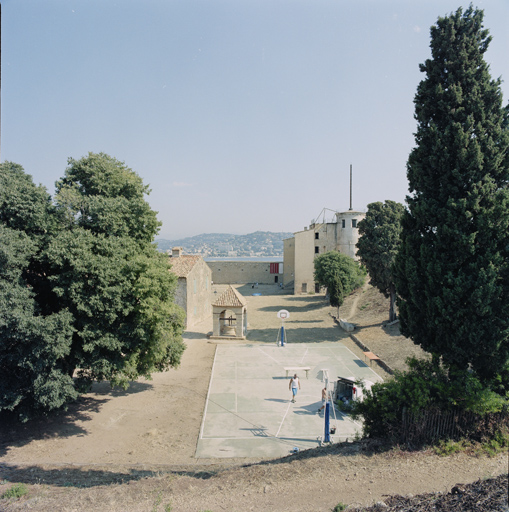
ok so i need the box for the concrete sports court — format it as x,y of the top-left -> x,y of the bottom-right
196,341 -> 382,459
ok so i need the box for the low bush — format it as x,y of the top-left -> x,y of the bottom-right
1,483 -> 28,500
350,357 -> 509,445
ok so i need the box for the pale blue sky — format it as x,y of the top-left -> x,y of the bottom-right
2,0 -> 508,239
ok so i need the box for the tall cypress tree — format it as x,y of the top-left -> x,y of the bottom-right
394,6 -> 509,387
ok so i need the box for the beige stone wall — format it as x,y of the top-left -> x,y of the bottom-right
283,238 -> 295,287
287,211 -> 366,295
185,259 -> 212,328
314,222 -> 338,256
208,261 -> 283,285
294,228 -> 315,294
173,278 -> 188,318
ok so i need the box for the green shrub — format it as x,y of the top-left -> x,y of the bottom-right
433,439 -> 468,456
1,483 -> 28,499
332,503 -> 347,512
336,400 -> 353,413
350,357 -> 509,442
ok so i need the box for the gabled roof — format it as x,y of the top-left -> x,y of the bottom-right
212,285 -> 247,307
169,255 -> 202,278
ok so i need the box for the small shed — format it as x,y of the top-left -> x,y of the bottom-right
210,285 -> 247,339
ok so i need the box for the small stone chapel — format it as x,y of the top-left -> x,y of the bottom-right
210,285 -> 247,340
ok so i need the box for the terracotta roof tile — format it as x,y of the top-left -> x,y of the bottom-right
212,285 -> 247,307
169,255 -> 201,278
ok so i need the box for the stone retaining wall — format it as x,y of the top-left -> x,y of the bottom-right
207,261 -> 282,285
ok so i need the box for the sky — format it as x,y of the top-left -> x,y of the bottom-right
2,0 -> 508,240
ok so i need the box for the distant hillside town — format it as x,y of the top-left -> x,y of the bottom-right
156,231 -> 293,258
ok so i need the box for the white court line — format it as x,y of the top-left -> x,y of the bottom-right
342,345 -> 383,380
335,408 -> 363,428
199,344 -> 219,440
200,435 -> 319,441
257,347 -> 281,365
275,402 -> 292,437
299,347 -> 309,364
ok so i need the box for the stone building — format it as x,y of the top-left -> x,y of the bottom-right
207,260 -> 283,285
169,247 -> 212,329
210,285 -> 247,340
283,209 -> 365,294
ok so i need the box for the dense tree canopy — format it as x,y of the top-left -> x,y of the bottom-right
394,7 -> 509,389
0,154 -> 185,421
357,201 -> 405,322
314,251 -> 366,312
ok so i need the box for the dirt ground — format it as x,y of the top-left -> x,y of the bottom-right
0,284 -> 507,511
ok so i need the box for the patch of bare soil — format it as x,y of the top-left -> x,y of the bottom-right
337,284 -> 430,374
1,283 -> 506,512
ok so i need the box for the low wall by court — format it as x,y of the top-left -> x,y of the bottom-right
207,261 -> 282,285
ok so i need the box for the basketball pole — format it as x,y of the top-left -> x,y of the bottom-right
276,310 -> 289,347
277,317 -> 286,346
324,402 -> 331,443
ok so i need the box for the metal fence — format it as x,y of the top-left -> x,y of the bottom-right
399,408 -> 509,446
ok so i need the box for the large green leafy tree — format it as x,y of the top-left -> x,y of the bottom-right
394,7 -> 509,388
0,163 -> 77,421
0,154 -> 186,420
314,251 -> 366,313
357,201 -> 405,322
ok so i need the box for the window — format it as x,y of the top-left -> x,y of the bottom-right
342,219 -> 346,228
315,232 -> 319,240
352,219 -> 357,228
302,283 -> 307,293
314,246 -> 319,254
270,263 -> 280,274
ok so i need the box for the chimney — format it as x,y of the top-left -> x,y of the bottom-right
172,247 -> 183,258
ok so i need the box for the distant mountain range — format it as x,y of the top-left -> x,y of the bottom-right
155,231 -> 293,258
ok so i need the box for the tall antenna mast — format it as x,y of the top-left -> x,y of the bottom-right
349,164 -> 353,210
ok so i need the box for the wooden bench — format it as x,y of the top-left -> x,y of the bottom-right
284,367 -> 311,379
363,351 -> 380,367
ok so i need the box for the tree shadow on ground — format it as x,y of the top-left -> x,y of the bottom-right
0,397 -> 106,458
0,464 -> 218,488
90,380 -> 153,397
0,382 -> 152,458
247,326 -> 349,343
355,322 -> 384,330
235,284 -> 288,296
0,441 -> 382,488
258,299 -> 328,313
286,319 -> 325,324
184,330 -> 210,339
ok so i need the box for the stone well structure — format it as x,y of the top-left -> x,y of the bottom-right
210,285 -> 247,340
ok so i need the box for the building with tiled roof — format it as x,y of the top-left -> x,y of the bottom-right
169,254 -> 202,278
210,285 -> 247,340
169,247 -> 212,329
212,285 -> 247,308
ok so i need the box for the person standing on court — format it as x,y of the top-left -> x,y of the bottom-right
317,386 -> 327,414
289,373 -> 300,403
